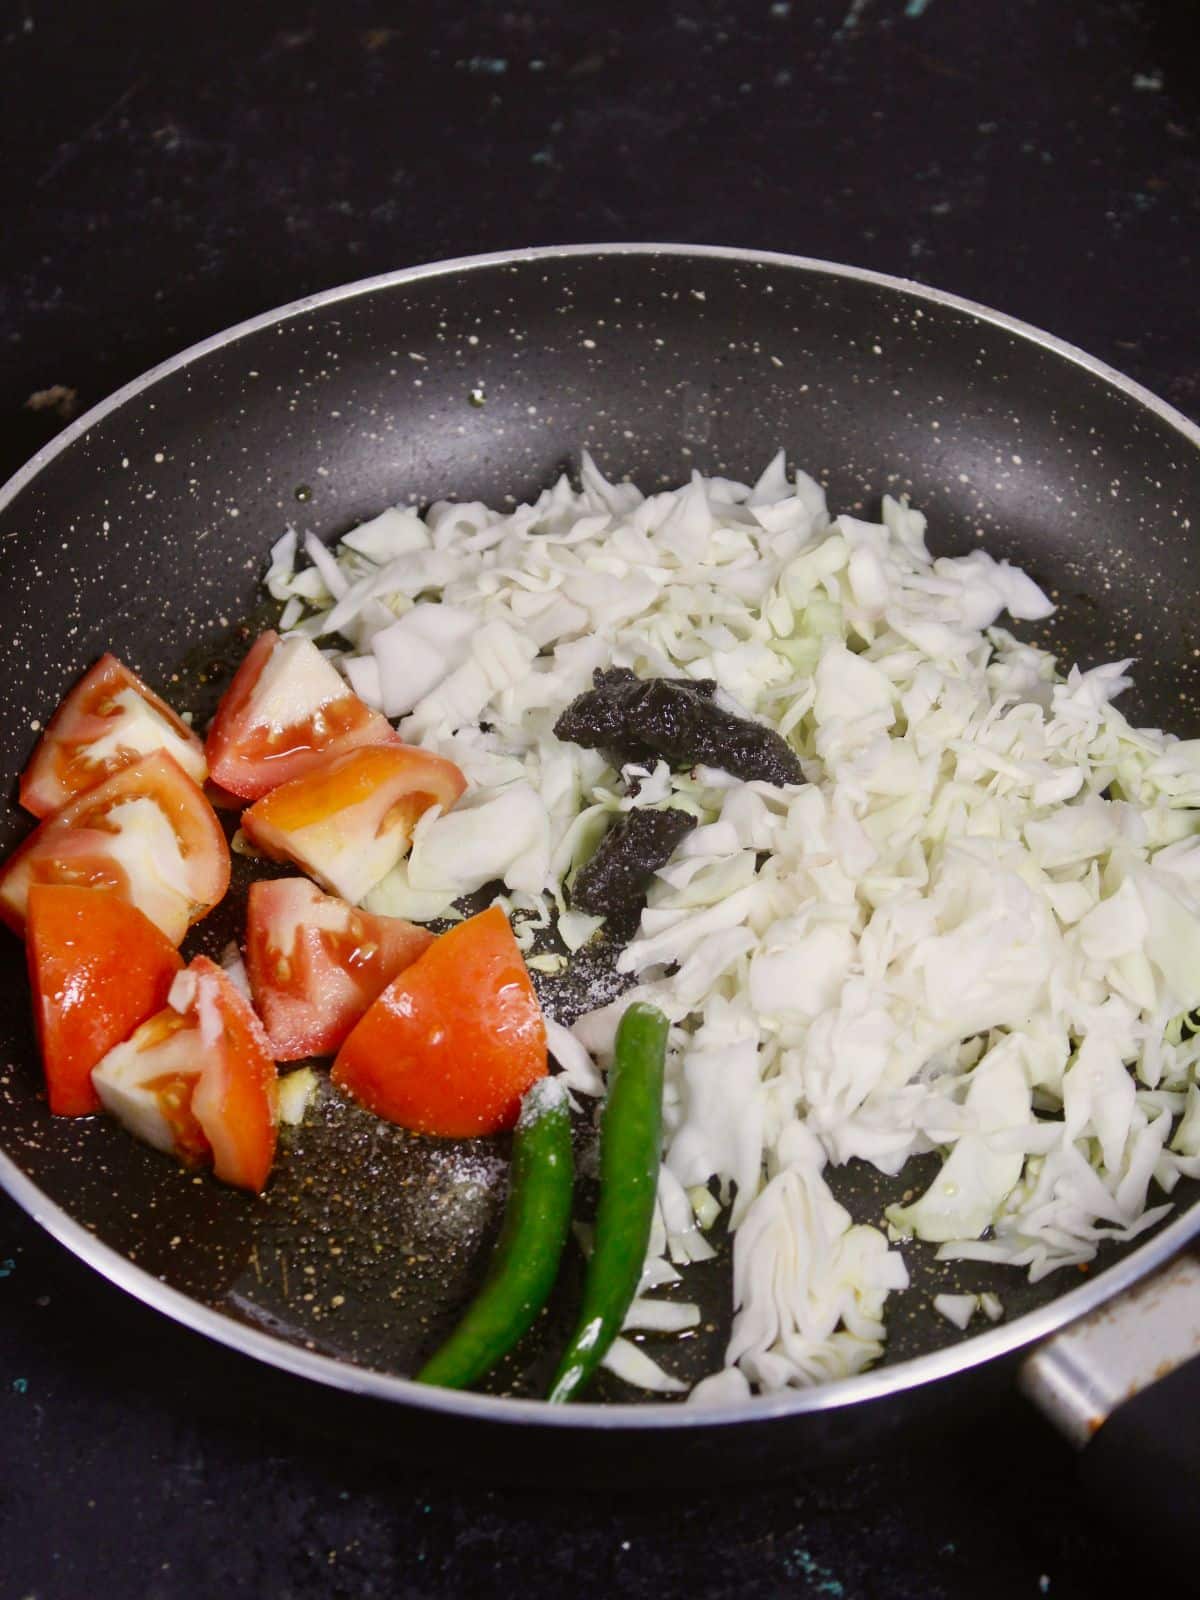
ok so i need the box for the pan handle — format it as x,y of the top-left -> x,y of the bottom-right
1017,1246 -> 1200,1574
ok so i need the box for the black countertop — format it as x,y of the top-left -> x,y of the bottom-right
2,3 -> 1196,1596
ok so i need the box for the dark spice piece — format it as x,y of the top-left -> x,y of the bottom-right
570,805 -> 698,917
554,667 -> 803,786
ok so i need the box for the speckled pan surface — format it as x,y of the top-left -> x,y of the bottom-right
1,244 -> 1199,1432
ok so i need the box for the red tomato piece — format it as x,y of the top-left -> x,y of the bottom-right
25,885 -> 184,1116
245,877 -> 434,1061
205,630 -> 397,802
332,905 -> 547,1137
19,653 -> 208,820
241,743 -> 467,904
0,750 -> 230,944
91,956 -> 279,1191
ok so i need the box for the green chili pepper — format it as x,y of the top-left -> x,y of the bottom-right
415,1077 -> 574,1391
548,1000 -> 668,1403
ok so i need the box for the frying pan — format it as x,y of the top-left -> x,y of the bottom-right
1,245 -> 1198,1525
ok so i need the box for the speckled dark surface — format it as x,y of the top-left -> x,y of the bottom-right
2,2 -> 1198,1596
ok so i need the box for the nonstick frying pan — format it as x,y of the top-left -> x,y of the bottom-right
1,245 -> 1198,1521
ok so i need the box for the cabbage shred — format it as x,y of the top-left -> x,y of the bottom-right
266,453 -> 1200,1399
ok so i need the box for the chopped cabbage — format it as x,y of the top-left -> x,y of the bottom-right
270,453 -> 1200,1401
600,1336 -> 687,1394
933,1293 -> 979,1330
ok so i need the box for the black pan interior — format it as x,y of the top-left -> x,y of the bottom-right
1,248 -> 1198,1401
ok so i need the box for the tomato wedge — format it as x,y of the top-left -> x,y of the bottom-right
332,905 -> 547,1137
26,885 -> 184,1115
0,750 -> 230,944
241,743 -> 467,904
205,630 -> 397,802
245,877 -> 434,1061
19,653 -> 207,820
91,956 -> 279,1191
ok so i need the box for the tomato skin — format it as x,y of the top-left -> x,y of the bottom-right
25,885 -> 183,1115
20,654 -> 207,820
0,750 -> 230,944
91,956 -> 279,1192
332,906 -> 547,1137
241,743 -> 467,905
245,877 -> 434,1060
184,958 -> 279,1191
205,630 -> 397,802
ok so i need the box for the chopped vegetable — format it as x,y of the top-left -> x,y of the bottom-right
554,667 -> 804,786
332,905 -> 547,1137
240,743 -> 466,904
20,652 -> 208,819
723,1123 -> 910,1388
549,1001 -> 668,1402
416,1077 -> 574,1390
91,955 -> 279,1191
219,939 -> 253,1000
366,603 -> 478,718
621,1296 -> 701,1333
0,750 -> 230,944
932,1293 -> 979,1331
979,1292 -> 1004,1323
570,805 -> 698,918
244,877 -> 433,1060
886,1041 -> 1030,1243
599,1336 -> 687,1393
26,885 -> 183,1115
205,630 -> 397,801
368,783 -> 552,923
277,1066 -> 318,1126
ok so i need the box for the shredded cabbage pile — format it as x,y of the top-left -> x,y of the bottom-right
265,453 -> 1200,1400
